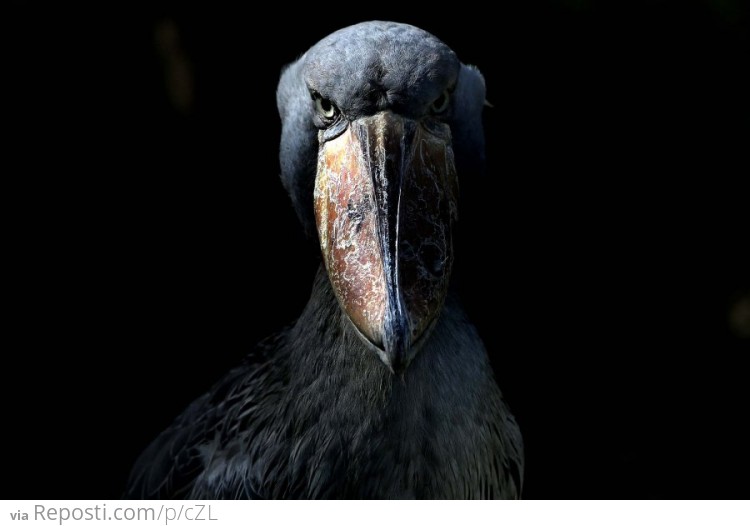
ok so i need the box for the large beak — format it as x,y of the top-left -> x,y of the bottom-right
314,112 -> 458,373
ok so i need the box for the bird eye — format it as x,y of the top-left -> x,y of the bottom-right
430,90 -> 451,114
313,93 -> 338,121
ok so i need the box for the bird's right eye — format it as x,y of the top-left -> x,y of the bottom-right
312,93 -> 338,122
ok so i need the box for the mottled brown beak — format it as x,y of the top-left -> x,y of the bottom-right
314,112 -> 458,373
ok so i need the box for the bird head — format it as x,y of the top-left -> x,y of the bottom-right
277,22 -> 487,374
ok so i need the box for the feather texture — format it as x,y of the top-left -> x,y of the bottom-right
125,268 -> 523,499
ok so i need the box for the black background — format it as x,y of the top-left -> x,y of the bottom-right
6,1 -> 749,498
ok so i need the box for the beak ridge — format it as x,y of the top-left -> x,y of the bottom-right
315,112 -> 457,373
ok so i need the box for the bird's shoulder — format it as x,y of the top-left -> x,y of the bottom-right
124,331 -> 292,499
416,303 -> 525,498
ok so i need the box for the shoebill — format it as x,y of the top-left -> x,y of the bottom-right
125,20 -> 523,499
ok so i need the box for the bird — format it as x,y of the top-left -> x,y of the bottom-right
125,21 -> 523,499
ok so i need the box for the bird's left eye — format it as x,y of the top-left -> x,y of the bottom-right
430,90 -> 451,114
313,94 -> 338,121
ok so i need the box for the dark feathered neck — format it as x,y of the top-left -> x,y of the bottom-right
283,264 -> 497,414
258,265 -> 521,498
285,265 -> 393,394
